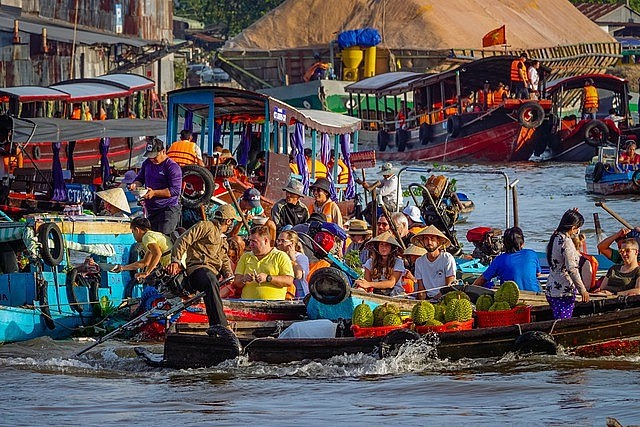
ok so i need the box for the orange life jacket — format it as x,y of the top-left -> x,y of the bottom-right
306,158 -> 327,179
510,59 -> 525,82
167,140 -> 199,166
583,86 -> 599,109
579,253 -> 599,291
308,200 -> 337,224
492,88 -> 508,106
71,108 -> 82,120
2,147 -> 23,174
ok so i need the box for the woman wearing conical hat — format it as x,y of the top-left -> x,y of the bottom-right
354,231 -> 406,297
96,187 -> 131,217
411,225 -> 456,300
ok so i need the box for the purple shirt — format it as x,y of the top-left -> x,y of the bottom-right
135,158 -> 182,211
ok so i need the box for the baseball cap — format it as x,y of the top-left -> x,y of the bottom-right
144,138 -> 165,158
242,188 -> 261,208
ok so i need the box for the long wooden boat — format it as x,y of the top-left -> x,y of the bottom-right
137,295 -> 640,368
534,73 -> 639,162
346,56 -> 552,163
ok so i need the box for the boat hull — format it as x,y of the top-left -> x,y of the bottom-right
585,163 -> 640,195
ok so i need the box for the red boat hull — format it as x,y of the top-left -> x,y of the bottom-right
377,122 -> 536,163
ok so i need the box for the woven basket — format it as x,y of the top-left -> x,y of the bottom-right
475,305 -> 531,328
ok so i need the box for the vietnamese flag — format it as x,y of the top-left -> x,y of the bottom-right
482,25 -> 506,47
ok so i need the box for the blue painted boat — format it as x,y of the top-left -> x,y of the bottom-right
585,145 -> 640,195
0,215 -> 142,343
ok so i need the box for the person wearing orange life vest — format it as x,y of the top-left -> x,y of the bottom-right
492,82 -> 509,107
571,233 -> 599,292
328,149 -> 349,184
71,104 -> 82,120
581,78 -> 599,120
308,177 -> 343,228
167,129 -> 204,166
510,52 -> 529,100
304,148 -> 328,179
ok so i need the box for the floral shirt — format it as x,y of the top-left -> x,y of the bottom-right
545,232 -> 587,298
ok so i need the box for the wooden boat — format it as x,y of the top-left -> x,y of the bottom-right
136,295 -> 640,368
585,145 -> 640,195
346,56 -> 552,163
0,215 -> 144,343
534,73 -> 638,162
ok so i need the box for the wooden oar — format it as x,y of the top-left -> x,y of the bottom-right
223,179 -> 251,232
595,202 -> 634,229
377,194 -> 406,249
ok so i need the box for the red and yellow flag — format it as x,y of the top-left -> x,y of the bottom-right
482,25 -> 506,47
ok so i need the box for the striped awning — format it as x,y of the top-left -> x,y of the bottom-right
0,223 -> 27,243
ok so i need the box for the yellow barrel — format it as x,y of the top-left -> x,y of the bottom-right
363,46 -> 377,78
341,46 -> 363,81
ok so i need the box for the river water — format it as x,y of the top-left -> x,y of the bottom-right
1,162 -> 639,426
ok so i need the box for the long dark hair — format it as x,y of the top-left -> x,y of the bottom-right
546,209 -> 584,265
503,227 -> 525,253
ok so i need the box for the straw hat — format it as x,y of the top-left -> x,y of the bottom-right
347,219 -> 371,235
379,162 -> 397,176
366,231 -> 402,251
402,244 -> 427,257
96,188 -> 131,214
411,225 -> 451,248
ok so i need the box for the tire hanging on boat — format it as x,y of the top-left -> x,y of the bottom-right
583,120 -> 609,147
592,162 -> 605,183
513,331 -> 558,355
633,170 -> 640,188
377,130 -> 390,152
517,102 -> 545,129
378,329 -> 421,358
181,164 -> 215,209
37,222 -> 64,266
308,267 -> 351,305
32,145 -> 41,160
66,268 -> 100,314
37,279 -> 55,330
446,116 -> 461,138
419,123 -> 431,145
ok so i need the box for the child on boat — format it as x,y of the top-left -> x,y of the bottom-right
354,231 -> 406,297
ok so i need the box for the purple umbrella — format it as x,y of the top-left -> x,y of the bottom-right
99,137 -> 111,188
51,142 -> 67,201
340,133 -> 355,199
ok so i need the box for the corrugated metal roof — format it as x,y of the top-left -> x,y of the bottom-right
49,82 -> 131,102
0,13 -> 150,47
345,72 -> 425,94
84,74 -> 155,92
574,2 -> 624,21
0,86 -> 69,102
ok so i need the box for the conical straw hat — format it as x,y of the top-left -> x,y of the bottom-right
402,244 -> 427,257
411,224 -> 451,248
96,188 -> 131,214
366,230 -> 402,251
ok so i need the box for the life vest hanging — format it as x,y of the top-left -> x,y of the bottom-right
583,86 -> 599,109
510,59 -> 525,82
579,253 -> 599,291
167,140 -> 199,166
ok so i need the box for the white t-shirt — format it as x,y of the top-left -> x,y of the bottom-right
414,252 -> 457,298
364,257 -> 406,296
379,175 -> 402,209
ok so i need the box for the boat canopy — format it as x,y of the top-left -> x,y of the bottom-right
410,56 -> 518,92
91,74 -> 156,92
167,87 -> 360,151
0,87 -> 70,103
345,72 -> 426,96
10,117 -> 167,143
546,74 -> 627,94
49,82 -> 132,102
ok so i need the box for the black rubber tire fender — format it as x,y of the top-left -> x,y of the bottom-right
65,268 -> 100,314
308,267 -> 351,305
632,170 -> 640,188
211,163 -> 235,178
518,101 -> 545,129
38,222 -> 64,266
32,145 -> 41,160
446,116 -> 461,137
205,325 -> 242,357
592,162 -> 605,183
181,164 -> 215,209
513,331 -> 558,355
379,328 -> 421,358
37,281 -> 55,330
583,120 -> 609,147
419,123 -> 431,145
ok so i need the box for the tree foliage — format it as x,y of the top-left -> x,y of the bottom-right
174,0 -> 286,39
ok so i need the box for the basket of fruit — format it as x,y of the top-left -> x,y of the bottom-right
474,281 -> 531,328
351,302 -> 411,338
410,291 -> 475,334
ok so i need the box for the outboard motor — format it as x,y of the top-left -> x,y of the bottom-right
467,227 -> 503,265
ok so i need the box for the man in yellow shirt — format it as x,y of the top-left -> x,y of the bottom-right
114,217 -> 172,280
234,225 -> 294,300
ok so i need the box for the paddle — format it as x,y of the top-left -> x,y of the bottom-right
377,194 -> 406,250
595,201 -> 634,229
223,179 -> 251,232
